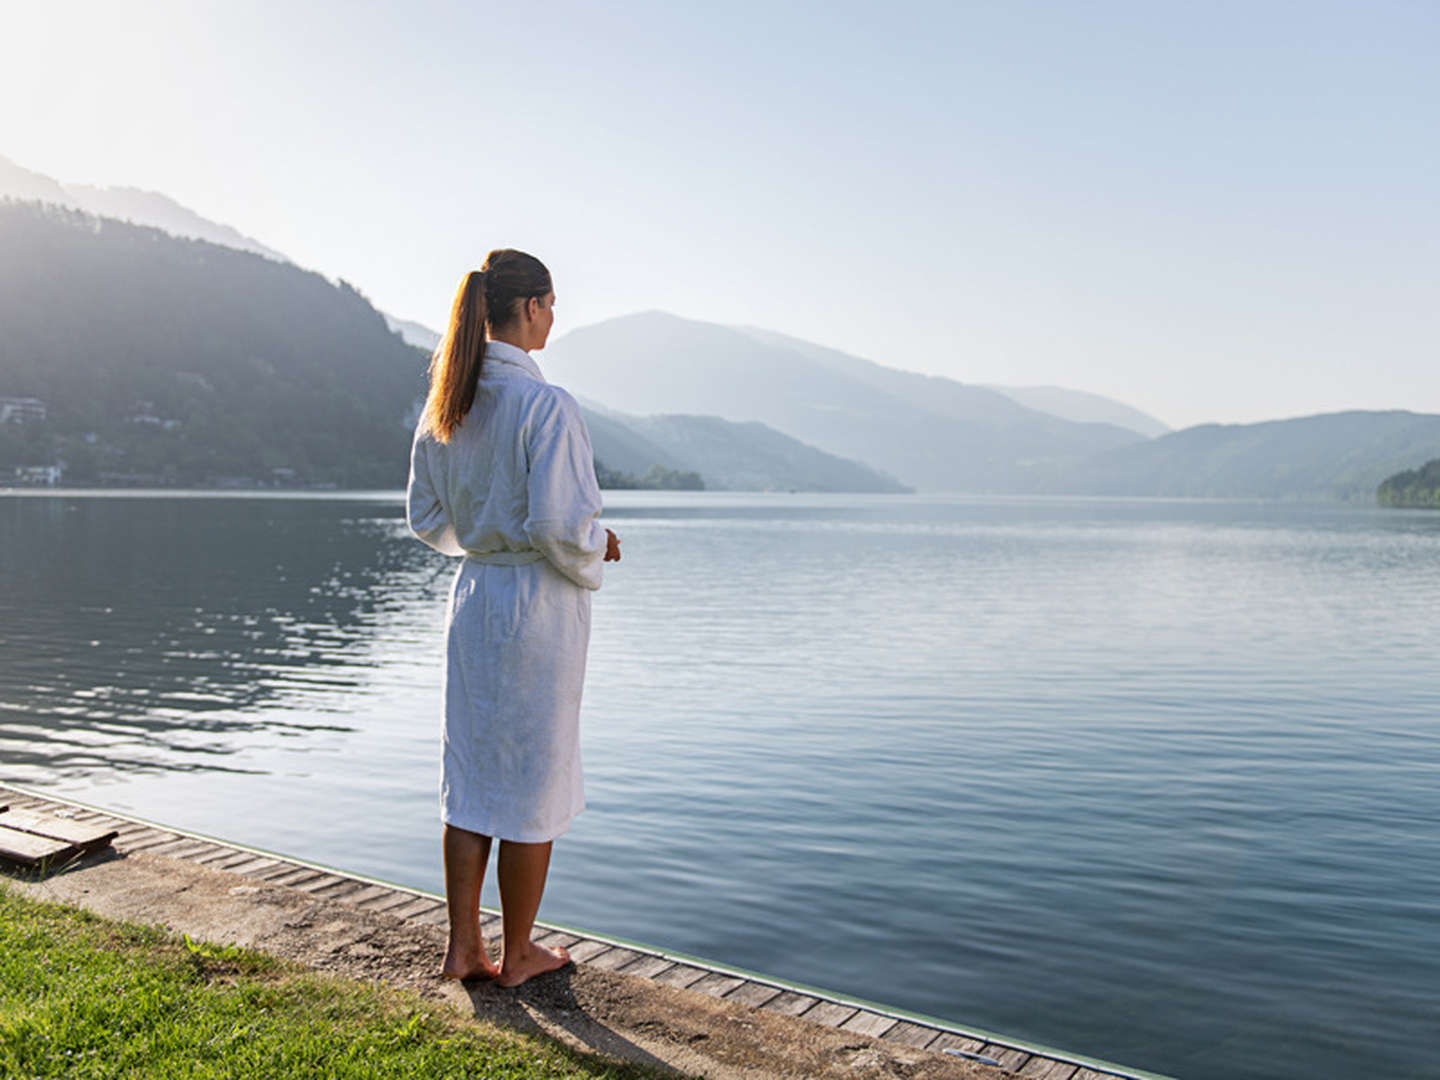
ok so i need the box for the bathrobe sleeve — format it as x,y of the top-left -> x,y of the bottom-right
407,428 -> 465,556
523,387 -> 607,590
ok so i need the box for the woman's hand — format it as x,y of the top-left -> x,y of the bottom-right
604,528 -> 622,562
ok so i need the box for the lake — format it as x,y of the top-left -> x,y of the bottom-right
2,490 -> 1437,1079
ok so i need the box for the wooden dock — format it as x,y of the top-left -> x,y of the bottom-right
0,781 -> 1171,1080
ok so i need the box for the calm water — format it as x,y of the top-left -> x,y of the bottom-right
2,491 -> 1437,1079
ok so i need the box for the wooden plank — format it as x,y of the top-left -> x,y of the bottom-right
411,906 -> 451,928
615,954 -> 675,979
981,1044 -> 1033,1072
723,981 -> 783,1008
118,831 -> 184,852
361,890 -> 423,913
295,873 -> 348,894
205,850 -> 261,869
0,823 -> 76,866
586,947 -> 643,972
840,1011 -> 898,1038
688,971 -> 747,999
1072,1070 -> 1127,1080
0,807 -> 117,849
880,1020 -> 940,1049
650,962 -> 710,989
537,931 -> 583,950
189,846 -> 243,865
929,1032 -> 990,1058
227,857 -> 285,877
1019,1057 -> 1079,1079
269,868 -> 329,889
801,1000 -> 859,1028
567,939 -> 615,963
167,842 -> 228,862
336,883 -> 393,904
760,990 -> 820,1017
392,897 -> 443,920
144,839 -> 215,859
110,825 -> 159,843
310,878 -> 371,900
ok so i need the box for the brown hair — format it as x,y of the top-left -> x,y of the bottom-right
421,248 -> 552,442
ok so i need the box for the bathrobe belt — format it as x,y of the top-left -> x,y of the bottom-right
465,549 -> 546,566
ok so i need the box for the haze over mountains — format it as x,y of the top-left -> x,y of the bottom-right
0,154 -> 288,262
0,200 -> 902,491
1060,410 -> 1440,501
582,406 -> 907,493
4,153 -> 1438,501
544,313 -> 1149,492
980,385 -> 1171,438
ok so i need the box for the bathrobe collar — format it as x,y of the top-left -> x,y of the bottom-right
484,339 -> 546,382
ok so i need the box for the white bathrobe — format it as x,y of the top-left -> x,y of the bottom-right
407,340 -> 607,842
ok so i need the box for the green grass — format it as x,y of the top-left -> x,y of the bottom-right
0,887 -> 672,1079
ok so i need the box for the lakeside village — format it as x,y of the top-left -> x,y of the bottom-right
0,395 -> 327,490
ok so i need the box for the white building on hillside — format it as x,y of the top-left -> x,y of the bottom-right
0,397 -> 47,424
12,464 -> 63,486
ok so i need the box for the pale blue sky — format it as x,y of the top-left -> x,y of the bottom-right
3,0 -> 1436,427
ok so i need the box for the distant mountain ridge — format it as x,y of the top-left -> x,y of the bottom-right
583,408 -> 908,493
982,384 -> 1171,437
9,157 -> 1431,502
0,154 -> 288,262
0,154 -> 440,349
0,200 -> 908,493
544,311 -> 1146,492
383,314 -> 442,351
1051,411 -> 1440,502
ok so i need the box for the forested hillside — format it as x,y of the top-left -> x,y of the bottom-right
0,201 -> 428,487
1377,459 -> 1440,508
1050,410 -> 1440,502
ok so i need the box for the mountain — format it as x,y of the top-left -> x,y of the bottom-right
383,314 -> 443,352
982,384 -> 1171,438
1051,411 -> 1440,501
0,200 -> 902,493
0,155 -> 451,347
581,409 -> 686,476
543,311 -> 1146,492
583,409 -> 908,492
0,201 -> 427,487
0,155 -> 287,261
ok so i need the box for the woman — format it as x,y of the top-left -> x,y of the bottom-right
407,249 -> 620,988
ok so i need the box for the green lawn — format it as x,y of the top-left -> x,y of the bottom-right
0,887 -> 671,1079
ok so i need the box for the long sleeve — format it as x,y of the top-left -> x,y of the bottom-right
523,388 -> 607,590
407,428 -> 465,557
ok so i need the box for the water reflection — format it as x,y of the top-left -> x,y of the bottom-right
0,494 -> 435,779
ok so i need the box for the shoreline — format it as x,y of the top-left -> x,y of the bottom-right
0,485 -> 1396,507
1,780 -> 1169,1080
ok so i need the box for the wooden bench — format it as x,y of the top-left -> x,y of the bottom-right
0,803 -> 119,868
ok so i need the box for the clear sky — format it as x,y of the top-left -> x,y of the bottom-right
2,0 -> 1436,428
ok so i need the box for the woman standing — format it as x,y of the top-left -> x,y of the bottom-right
407,249 -> 620,988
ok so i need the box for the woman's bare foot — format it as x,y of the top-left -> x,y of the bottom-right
495,941 -> 572,988
441,936 -> 500,981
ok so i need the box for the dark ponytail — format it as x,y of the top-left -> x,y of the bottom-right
422,249 -> 551,442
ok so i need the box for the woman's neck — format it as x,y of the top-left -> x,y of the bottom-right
489,331 -> 528,352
